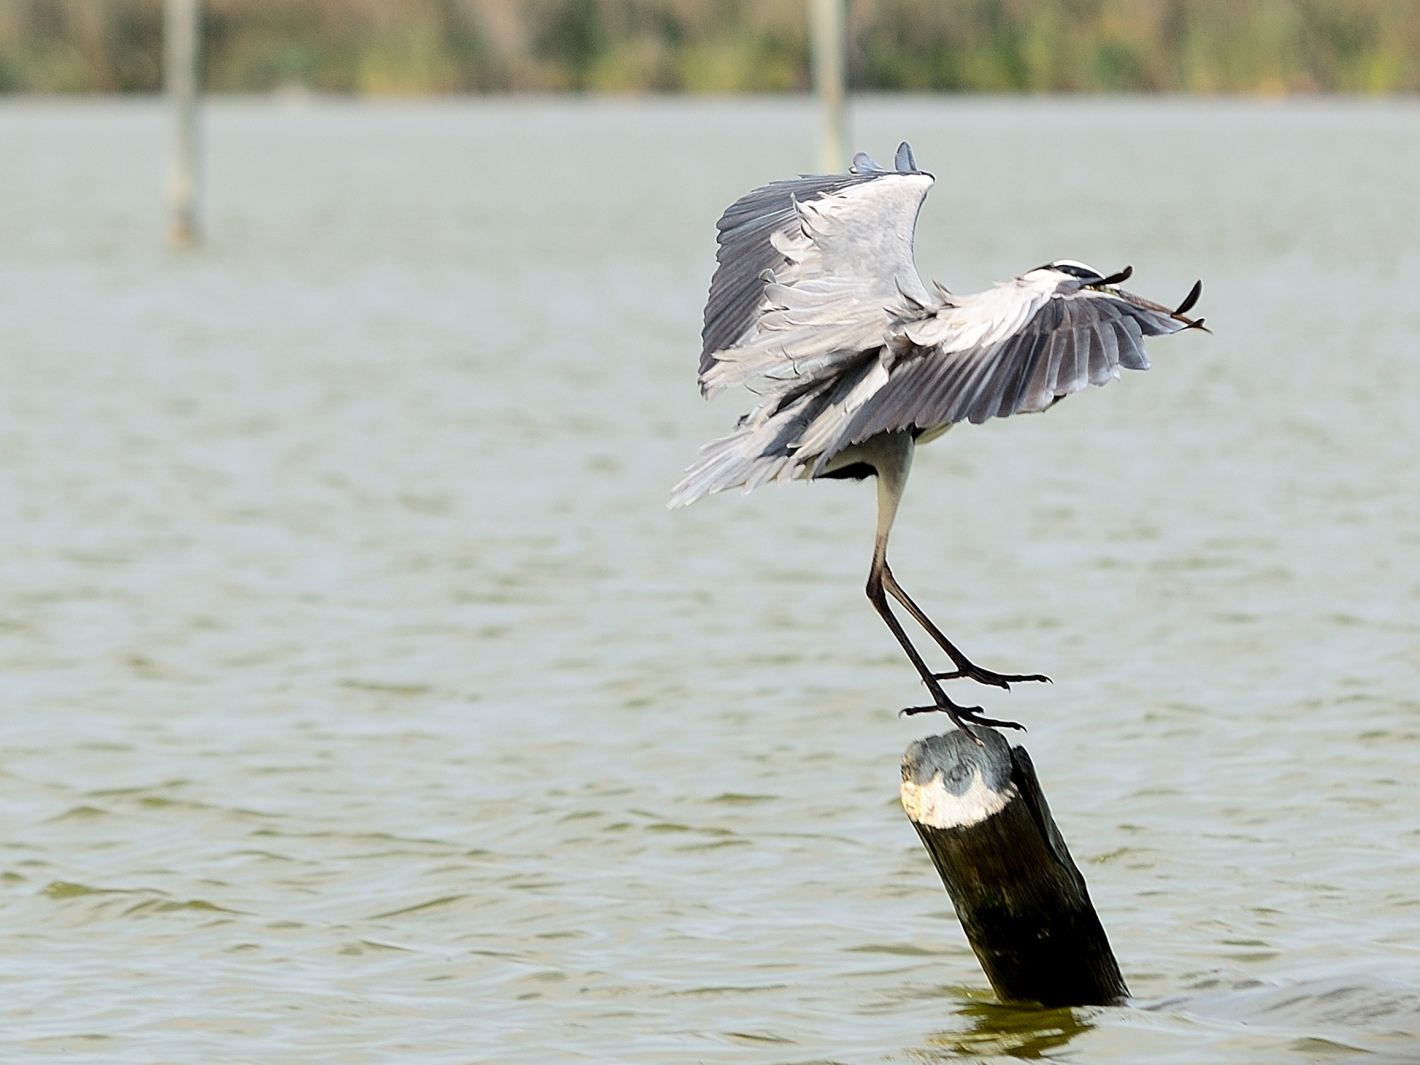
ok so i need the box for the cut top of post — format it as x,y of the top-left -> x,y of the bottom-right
901,729 -> 1016,830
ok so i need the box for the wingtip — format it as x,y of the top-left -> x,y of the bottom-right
894,142 -> 917,172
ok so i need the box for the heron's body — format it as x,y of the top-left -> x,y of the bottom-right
670,144 -> 1204,731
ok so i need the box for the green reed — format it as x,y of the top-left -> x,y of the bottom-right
0,0 -> 1415,94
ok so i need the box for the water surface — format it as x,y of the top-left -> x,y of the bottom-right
1,96 -> 1418,1063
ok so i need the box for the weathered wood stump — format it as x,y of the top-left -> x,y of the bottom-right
901,727 -> 1128,1007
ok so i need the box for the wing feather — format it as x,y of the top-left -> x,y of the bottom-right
702,172 -> 864,362
1115,316 -> 1150,370
831,280 -> 1200,453
698,169 -> 934,398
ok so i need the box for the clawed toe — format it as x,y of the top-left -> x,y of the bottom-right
955,709 -> 1026,731
900,703 -> 981,718
898,700 -> 1025,735
933,667 -> 1051,689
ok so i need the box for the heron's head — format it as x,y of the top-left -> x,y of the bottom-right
1020,259 -> 1109,294
1031,260 -> 1104,283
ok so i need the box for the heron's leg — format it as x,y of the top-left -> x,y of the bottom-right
857,435 -> 1022,733
867,560 -> 1024,734
879,564 -> 1051,690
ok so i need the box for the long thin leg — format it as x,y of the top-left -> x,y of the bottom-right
844,432 -> 1023,734
880,564 -> 1050,690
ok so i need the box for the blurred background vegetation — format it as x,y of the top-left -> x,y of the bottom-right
0,0 -> 1417,94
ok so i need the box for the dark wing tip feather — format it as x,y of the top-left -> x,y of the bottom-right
1098,264 -> 1133,286
1174,279 -> 1203,316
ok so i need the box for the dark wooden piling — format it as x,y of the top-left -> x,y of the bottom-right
901,728 -> 1128,1007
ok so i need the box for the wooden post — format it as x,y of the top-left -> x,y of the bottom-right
808,0 -> 847,173
900,728 -> 1128,1007
165,0 -> 202,247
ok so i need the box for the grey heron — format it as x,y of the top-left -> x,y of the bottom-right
669,143 -> 1204,733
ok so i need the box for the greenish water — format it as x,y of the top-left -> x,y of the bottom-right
1,96 -> 1418,1063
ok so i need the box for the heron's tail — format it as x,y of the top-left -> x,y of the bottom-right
667,394 -> 822,510
666,429 -> 789,510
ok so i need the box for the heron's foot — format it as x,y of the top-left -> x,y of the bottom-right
899,700 -> 1026,736
932,664 -> 1051,690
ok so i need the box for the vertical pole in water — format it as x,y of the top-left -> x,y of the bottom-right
165,0 -> 202,247
808,0 -> 847,173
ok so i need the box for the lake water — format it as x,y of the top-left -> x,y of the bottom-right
1,95 -> 1418,1063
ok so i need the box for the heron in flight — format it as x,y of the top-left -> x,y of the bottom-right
668,143 -> 1204,733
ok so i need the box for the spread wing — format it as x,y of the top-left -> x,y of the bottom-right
801,269 -> 1204,472
698,151 -> 935,399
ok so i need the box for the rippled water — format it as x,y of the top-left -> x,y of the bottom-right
1,96 -> 1418,1062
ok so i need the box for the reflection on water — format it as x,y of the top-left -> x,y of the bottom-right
0,95 -> 1417,1063
921,997 -> 1095,1060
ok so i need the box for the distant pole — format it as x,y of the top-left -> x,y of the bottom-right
808,0 -> 847,173
165,0 -> 202,247
901,728 -> 1128,1007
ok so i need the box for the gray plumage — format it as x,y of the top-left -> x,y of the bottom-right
670,143 -> 1204,731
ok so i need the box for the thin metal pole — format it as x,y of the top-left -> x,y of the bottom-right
809,0 -> 848,174
165,0 -> 202,247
